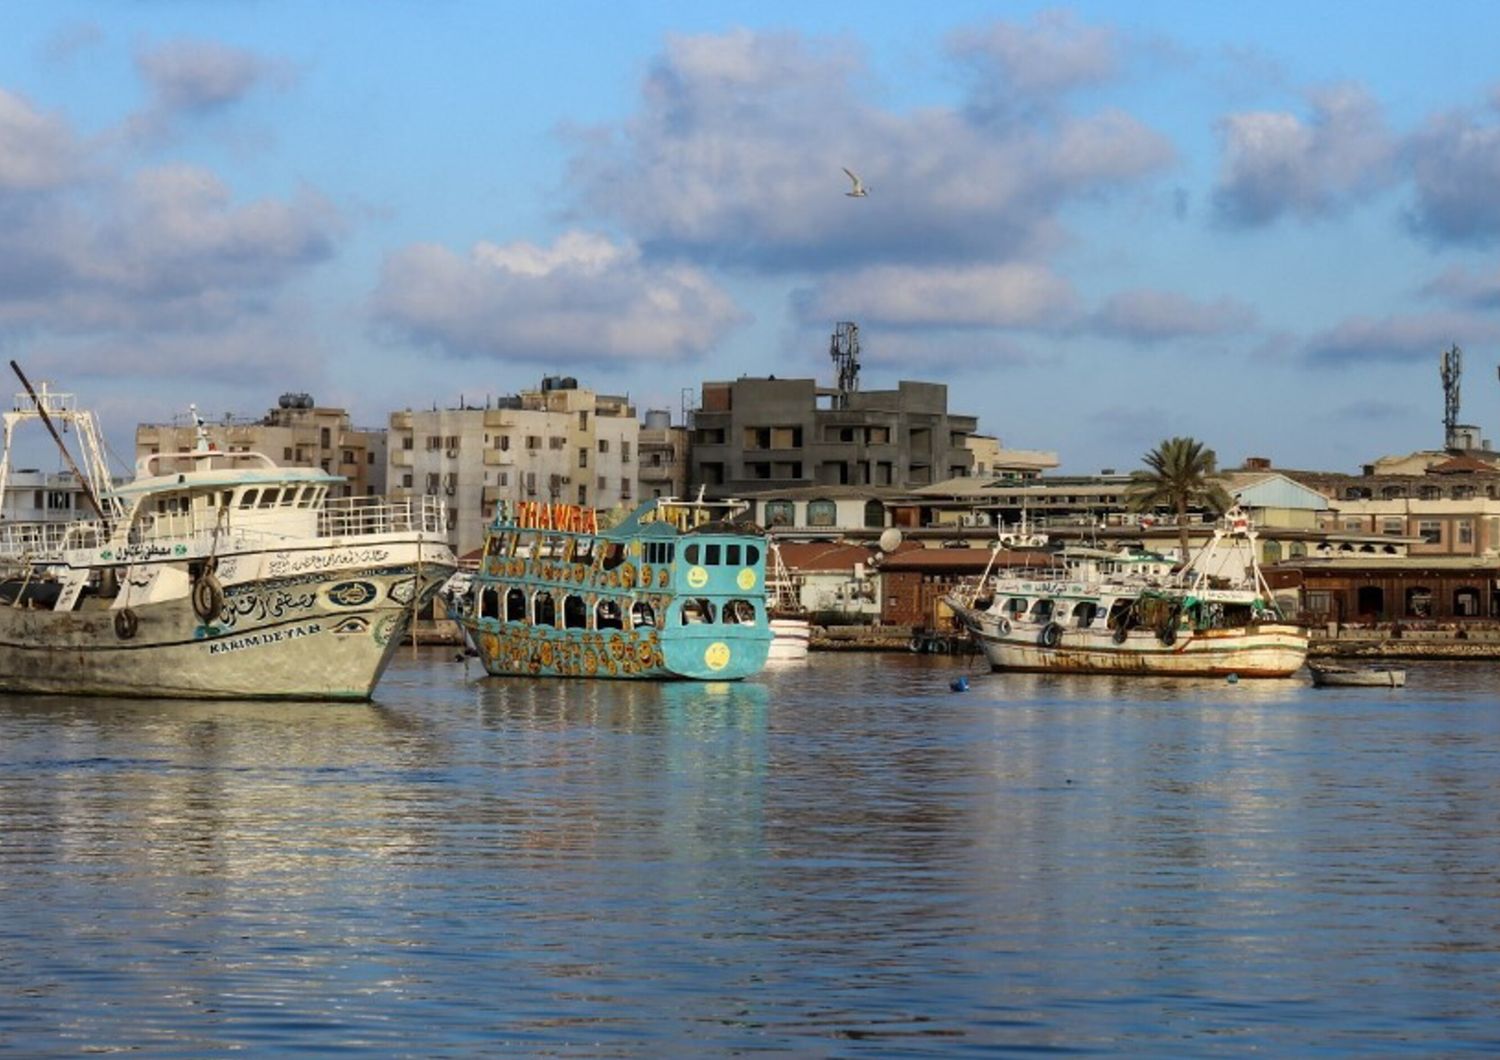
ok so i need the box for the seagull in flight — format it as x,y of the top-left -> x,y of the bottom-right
842,167 -> 868,198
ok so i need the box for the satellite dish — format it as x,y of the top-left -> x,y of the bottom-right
878,527 -> 903,552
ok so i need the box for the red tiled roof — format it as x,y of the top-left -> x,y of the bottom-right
1429,454 -> 1498,474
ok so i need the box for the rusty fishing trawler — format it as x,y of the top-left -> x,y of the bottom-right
0,366 -> 455,700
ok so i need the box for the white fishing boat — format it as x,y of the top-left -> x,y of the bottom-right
1309,663 -> 1406,688
0,367 -> 455,700
765,538 -> 810,662
949,508 -> 1308,678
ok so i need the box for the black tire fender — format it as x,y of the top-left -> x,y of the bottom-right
192,572 -> 224,621
114,607 -> 139,640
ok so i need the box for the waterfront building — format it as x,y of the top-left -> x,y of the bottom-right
388,377 -> 637,558
638,409 -> 689,501
136,394 -> 387,500
689,376 -> 978,496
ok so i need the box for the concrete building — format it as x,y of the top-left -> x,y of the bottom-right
638,409 -> 689,501
964,435 -> 1059,480
389,377 -> 638,558
136,394 -> 387,499
689,377 -> 978,496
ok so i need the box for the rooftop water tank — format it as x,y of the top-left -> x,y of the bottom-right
644,409 -> 671,430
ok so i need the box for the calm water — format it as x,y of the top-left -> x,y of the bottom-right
1,652 -> 1498,1056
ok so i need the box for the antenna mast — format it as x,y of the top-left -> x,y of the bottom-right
1441,343 -> 1462,449
829,321 -> 861,409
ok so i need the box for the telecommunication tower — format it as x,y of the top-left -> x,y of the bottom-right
829,321 -> 861,409
1441,343 -> 1462,448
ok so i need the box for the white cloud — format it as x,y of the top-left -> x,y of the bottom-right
373,231 -> 746,363
0,88 -> 82,191
567,27 -> 1171,270
799,263 -> 1076,329
1091,289 -> 1256,344
1213,84 -> 1396,226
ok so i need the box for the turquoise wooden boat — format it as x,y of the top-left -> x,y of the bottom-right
453,498 -> 772,680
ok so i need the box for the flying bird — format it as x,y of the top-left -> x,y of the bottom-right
842,167 -> 868,197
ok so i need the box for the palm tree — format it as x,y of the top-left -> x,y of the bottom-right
1127,437 -> 1235,566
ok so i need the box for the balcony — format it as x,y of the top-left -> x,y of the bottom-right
483,449 -> 514,466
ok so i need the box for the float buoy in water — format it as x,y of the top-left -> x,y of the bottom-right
949,676 -> 969,693
1226,673 -> 1239,684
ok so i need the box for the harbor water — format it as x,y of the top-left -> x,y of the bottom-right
1,652 -> 1498,1055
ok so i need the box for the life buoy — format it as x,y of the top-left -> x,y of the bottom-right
1039,622 -> 1062,648
114,607 -> 139,640
909,636 -> 924,653
1158,625 -> 1177,646
997,616 -> 1012,635
191,573 -> 224,621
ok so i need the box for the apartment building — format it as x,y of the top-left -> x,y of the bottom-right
135,393 -> 387,499
389,377 -> 638,557
689,377 -> 978,496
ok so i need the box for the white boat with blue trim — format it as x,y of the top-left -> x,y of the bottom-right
0,370 -> 455,700
949,509 -> 1308,678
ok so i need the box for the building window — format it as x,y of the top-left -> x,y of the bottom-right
1418,520 -> 1441,544
578,484 -> 587,505
766,500 -> 794,527
1305,590 -> 1332,615
526,435 -> 540,450
598,439 -> 610,454
402,473 -> 413,488
1458,520 -> 1474,545
1382,518 -> 1404,536
1405,586 -> 1433,618
320,427 -> 331,448
499,434 -> 510,451
401,434 -> 413,450
808,499 -> 837,527
498,472 -> 508,487
621,441 -> 631,463
283,447 -> 293,460
578,410 -> 589,429
1342,518 -> 1364,532
579,447 -> 588,469
549,436 -> 565,450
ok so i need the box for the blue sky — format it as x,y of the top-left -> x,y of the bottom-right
6,2 -> 1500,475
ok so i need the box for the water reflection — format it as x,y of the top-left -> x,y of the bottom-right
0,654 -> 1497,1054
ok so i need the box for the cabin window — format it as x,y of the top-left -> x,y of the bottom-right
291,486 -> 310,508
533,592 -> 557,627
680,598 -> 716,624
601,542 -> 626,570
630,601 -> 656,628
705,544 -> 721,565
563,594 -> 588,630
722,599 -> 756,625
596,598 -> 625,630
725,544 -> 741,566
745,545 -> 759,566
1029,600 -> 1054,623
505,588 -> 526,622
684,544 -> 700,565
481,588 -> 501,621
259,488 -> 280,508
643,541 -> 673,566
1004,598 -> 1028,617
239,489 -> 258,509
1071,601 -> 1098,628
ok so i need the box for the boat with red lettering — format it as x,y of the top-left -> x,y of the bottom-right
451,496 -> 772,680
0,367 -> 455,699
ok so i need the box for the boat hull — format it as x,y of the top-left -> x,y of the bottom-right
957,608 -> 1308,678
466,619 -> 771,681
767,616 -> 811,662
0,556 -> 453,700
1309,666 -> 1405,688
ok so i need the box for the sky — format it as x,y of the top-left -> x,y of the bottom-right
6,2 -> 1500,476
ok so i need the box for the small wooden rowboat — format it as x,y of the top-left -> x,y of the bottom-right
1309,663 -> 1406,688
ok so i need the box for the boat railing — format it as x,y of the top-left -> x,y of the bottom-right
0,519 -> 90,562
318,495 -> 447,538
